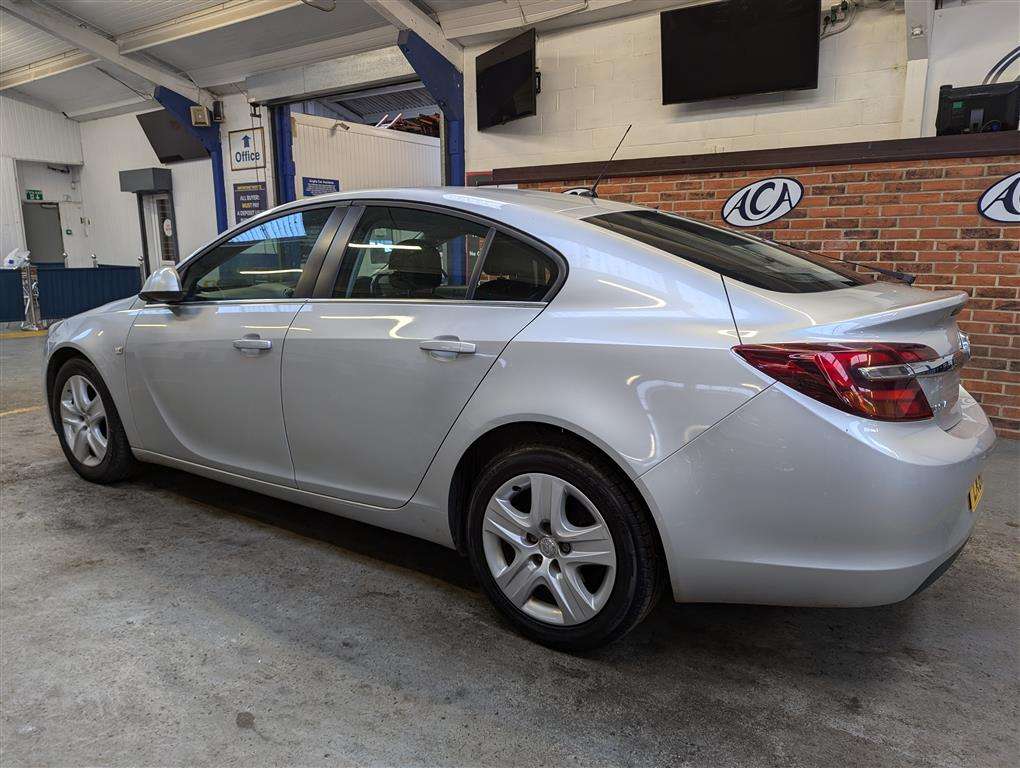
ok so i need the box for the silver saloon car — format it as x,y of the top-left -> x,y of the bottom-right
45,188 -> 995,650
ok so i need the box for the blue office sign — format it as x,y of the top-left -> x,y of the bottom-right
302,176 -> 340,197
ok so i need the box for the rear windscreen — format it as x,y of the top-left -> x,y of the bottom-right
587,209 -> 870,293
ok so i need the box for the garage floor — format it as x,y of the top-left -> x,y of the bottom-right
2,334 -> 1018,767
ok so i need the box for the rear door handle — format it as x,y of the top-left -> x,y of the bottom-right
419,339 -> 476,355
233,335 -> 272,352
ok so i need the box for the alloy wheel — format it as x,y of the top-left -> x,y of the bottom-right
481,472 -> 617,626
60,374 -> 108,467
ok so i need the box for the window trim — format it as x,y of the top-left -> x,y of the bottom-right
175,202 -> 348,304
310,199 -> 567,303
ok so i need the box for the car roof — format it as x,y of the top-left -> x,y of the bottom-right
258,186 -> 642,230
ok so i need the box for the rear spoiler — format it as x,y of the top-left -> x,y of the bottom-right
832,290 -> 968,334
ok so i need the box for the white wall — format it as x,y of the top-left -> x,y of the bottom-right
291,114 -> 441,193
465,3 -> 909,172
922,0 -> 1020,136
79,110 -> 218,266
219,92 -> 276,225
16,162 -> 80,203
0,94 -> 83,164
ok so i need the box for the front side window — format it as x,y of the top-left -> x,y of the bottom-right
182,208 -> 333,301
474,232 -> 557,301
587,209 -> 871,293
334,207 -> 489,299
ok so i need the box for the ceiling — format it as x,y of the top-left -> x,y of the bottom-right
0,0 -> 687,121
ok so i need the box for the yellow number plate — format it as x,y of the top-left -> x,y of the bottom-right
967,475 -> 984,513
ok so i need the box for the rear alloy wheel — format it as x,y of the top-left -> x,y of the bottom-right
51,358 -> 138,483
482,473 -> 617,626
467,442 -> 662,650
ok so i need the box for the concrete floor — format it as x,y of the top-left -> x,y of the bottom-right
2,334 -> 1018,768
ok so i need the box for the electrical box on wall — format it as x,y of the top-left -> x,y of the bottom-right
189,105 -> 212,127
935,83 -> 1019,135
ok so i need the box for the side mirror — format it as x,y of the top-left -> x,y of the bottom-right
139,266 -> 184,303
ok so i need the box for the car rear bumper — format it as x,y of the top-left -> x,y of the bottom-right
638,384 -> 995,607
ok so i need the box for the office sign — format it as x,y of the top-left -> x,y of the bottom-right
233,181 -> 267,223
722,177 -> 803,227
228,127 -> 265,171
978,171 -> 1020,223
302,176 -> 340,196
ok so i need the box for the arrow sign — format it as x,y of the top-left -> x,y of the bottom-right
241,134 -> 251,148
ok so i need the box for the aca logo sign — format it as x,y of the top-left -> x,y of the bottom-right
722,177 -> 803,227
978,171 -> 1020,223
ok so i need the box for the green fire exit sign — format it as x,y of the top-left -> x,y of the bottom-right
25,189 -> 43,201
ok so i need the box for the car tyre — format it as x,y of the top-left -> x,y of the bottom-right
466,440 -> 662,651
50,357 -> 138,484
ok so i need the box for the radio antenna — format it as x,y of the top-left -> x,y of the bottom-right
589,124 -> 632,198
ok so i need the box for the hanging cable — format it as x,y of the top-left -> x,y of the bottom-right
983,45 -> 1020,84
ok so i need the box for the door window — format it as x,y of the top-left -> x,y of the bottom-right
474,231 -> 557,302
333,206 -> 489,299
182,207 -> 333,301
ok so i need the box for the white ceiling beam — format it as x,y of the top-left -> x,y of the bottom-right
0,0 -> 212,105
363,0 -> 463,70
64,96 -> 160,122
0,50 -> 96,90
117,0 -> 304,55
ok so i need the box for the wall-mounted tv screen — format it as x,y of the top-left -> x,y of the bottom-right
137,109 -> 208,163
476,29 -> 537,130
661,0 -> 821,104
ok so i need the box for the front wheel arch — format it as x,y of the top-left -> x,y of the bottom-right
45,346 -> 95,433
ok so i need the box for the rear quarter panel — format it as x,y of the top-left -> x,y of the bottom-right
413,218 -> 768,532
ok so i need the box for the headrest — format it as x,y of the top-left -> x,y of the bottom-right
484,242 -> 529,277
388,239 -> 442,291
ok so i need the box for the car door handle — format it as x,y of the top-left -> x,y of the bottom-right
419,339 -> 476,355
233,336 -> 272,351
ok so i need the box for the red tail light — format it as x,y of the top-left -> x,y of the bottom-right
733,342 -> 938,421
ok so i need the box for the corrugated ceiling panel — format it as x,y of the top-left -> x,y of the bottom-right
14,65 -> 141,116
48,0 -> 226,36
0,13 -> 75,71
146,2 -> 387,70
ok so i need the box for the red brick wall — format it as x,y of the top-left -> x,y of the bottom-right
521,154 -> 1020,438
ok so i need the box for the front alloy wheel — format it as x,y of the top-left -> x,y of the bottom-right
59,374 -> 108,467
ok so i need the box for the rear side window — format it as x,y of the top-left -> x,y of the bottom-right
475,232 -> 557,302
333,206 -> 489,300
587,209 -> 869,293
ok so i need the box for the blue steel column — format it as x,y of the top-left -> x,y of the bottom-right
270,104 -> 296,204
397,29 -> 464,187
153,86 -> 228,233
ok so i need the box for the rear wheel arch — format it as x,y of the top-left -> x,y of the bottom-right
447,421 -> 667,568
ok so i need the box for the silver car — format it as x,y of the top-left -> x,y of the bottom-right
44,188 -> 995,650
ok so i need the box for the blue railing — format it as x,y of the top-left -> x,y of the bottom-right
0,265 -> 141,324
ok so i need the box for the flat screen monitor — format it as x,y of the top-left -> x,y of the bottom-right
136,109 -> 208,163
661,0 -> 821,104
476,29 -> 538,130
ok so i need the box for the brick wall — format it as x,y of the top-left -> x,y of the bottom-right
521,154 -> 1020,438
